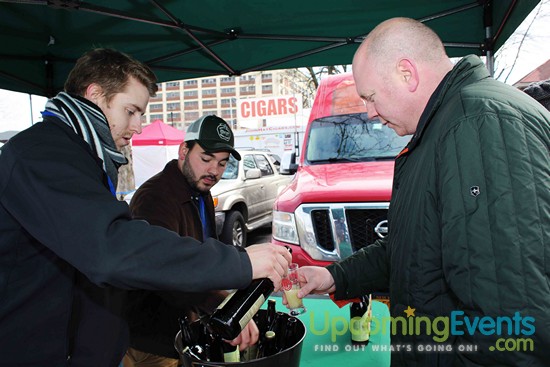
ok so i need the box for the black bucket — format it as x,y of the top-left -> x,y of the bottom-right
174,309 -> 306,367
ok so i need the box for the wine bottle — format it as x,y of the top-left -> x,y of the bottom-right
265,299 -> 277,331
274,312 -> 287,352
257,330 -> 277,358
179,316 -> 196,346
252,309 -> 265,333
265,330 -> 277,357
178,317 -> 210,361
241,311 -> 262,361
241,342 -> 257,362
349,295 -> 371,345
282,316 -> 299,350
207,278 -> 274,340
221,341 -> 240,362
210,333 -> 240,362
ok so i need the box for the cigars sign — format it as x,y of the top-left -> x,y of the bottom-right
237,95 -> 302,120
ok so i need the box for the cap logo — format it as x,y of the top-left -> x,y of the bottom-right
217,123 -> 231,141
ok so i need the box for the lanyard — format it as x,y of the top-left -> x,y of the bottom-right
107,176 -> 116,197
198,195 -> 210,240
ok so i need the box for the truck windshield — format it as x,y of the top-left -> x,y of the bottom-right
306,113 -> 410,164
221,155 -> 239,179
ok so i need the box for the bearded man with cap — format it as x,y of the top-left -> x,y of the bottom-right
123,115 -> 255,367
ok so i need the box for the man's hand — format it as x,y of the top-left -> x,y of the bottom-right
245,244 -> 292,291
296,266 -> 336,298
226,319 -> 259,351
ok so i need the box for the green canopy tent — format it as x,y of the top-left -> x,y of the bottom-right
0,0 -> 541,97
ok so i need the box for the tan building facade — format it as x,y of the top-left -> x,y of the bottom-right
144,69 -> 310,130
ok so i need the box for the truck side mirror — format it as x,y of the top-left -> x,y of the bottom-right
280,151 -> 298,175
244,168 -> 262,180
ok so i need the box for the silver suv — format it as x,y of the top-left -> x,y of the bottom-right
212,148 -> 293,247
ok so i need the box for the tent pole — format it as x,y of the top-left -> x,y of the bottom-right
483,0 -> 495,77
29,94 -> 34,126
485,27 -> 494,77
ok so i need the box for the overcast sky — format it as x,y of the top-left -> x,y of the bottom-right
1,1 -> 549,133
494,0 -> 550,83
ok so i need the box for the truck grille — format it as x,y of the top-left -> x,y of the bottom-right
346,209 -> 388,251
312,210 -> 335,251
310,206 -> 388,254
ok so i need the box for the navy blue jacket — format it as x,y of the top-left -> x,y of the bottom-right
0,117 -> 252,366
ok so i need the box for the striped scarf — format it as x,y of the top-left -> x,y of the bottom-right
44,92 -> 127,191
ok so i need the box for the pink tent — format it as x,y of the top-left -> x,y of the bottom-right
131,120 -> 185,187
132,119 -> 185,146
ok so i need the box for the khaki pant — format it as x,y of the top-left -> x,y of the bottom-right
122,348 -> 179,367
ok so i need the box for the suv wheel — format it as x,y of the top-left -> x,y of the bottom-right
220,211 -> 247,248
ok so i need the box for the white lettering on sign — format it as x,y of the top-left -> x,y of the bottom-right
238,95 -> 302,120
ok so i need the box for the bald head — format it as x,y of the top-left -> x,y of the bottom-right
359,17 -> 449,67
352,17 -> 454,136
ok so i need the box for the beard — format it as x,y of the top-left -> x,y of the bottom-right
181,159 -> 215,194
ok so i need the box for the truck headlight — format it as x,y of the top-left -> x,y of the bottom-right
272,211 -> 299,244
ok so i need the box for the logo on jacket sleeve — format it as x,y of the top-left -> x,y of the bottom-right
470,186 -> 480,197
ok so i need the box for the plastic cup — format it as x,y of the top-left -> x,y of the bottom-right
282,263 -> 306,316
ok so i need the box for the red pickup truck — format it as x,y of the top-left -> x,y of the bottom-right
272,73 -> 409,270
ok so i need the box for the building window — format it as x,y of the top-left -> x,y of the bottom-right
166,92 -> 179,99
184,90 -> 198,98
261,73 -> 272,81
166,81 -> 180,88
202,89 -> 217,98
149,114 -> 163,121
262,85 -> 273,94
220,76 -> 235,84
240,85 -> 256,94
167,102 -> 180,111
149,103 -> 163,111
202,100 -> 216,108
184,111 -> 200,120
221,88 -> 236,94
184,101 -> 199,109
202,78 -> 216,86
184,80 -> 198,87
168,112 -> 181,122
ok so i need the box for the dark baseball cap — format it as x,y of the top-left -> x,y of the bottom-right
185,115 -> 241,160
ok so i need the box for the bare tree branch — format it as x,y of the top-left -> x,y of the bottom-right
501,1 -> 544,83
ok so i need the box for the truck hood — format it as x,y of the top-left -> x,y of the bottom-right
210,179 -> 239,197
274,161 -> 395,211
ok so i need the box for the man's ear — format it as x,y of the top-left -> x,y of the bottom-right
84,83 -> 103,105
178,141 -> 188,159
397,58 -> 419,92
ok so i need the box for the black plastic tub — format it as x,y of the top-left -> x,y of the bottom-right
174,309 -> 306,367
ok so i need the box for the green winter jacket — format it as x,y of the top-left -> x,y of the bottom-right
327,55 -> 550,366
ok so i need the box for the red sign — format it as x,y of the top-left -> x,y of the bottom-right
238,95 -> 302,120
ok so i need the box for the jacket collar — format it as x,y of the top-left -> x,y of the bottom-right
162,159 -> 202,204
405,55 -> 491,153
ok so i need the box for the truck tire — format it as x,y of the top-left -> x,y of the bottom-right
220,210 -> 247,248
